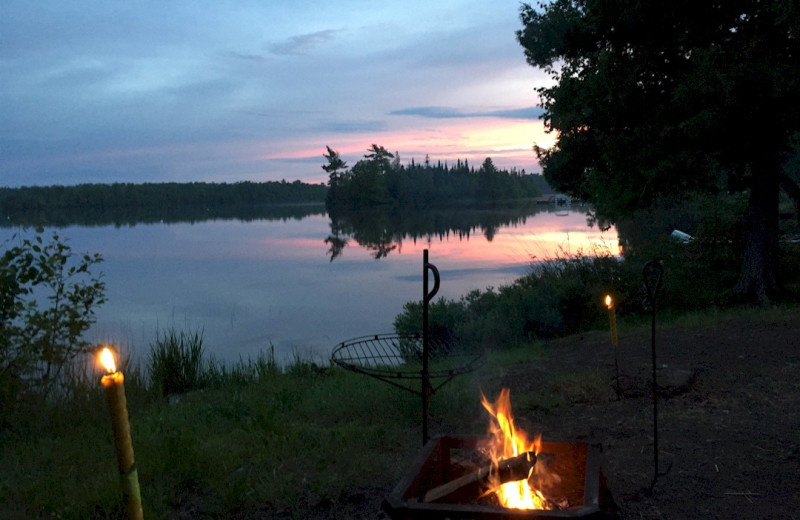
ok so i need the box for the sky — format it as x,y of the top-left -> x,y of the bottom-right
1,1 -> 555,188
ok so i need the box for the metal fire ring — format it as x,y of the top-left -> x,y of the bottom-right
330,333 -> 484,395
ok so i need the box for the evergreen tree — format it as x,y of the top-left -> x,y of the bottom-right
322,146 -> 348,186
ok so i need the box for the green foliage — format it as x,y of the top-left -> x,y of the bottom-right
1,228 -> 106,403
517,0 -> 800,302
0,181 -> 328,227
324,145 -> 544,210
203,347 -> 281,386
322,145 -> 348,178
395,244 -> 628,349
617,193 -> 750,309
363,144 -> 395,174
518,0 -> 800,215
323,145 -> 349,211
393,298 -> 470,349
147,329 -> 323,399
148,328 -> 209,398
0,342 -> 426,518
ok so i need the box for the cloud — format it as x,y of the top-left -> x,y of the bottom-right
489,107 -> 547,119
229,51 -> 270,62
394,264 -> 528,283
269,29 -> 341,56
0,1 -> 550,187
390,105 -> 544,120
320,119 -> 388,134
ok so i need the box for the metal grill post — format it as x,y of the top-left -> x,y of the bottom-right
644,259 -> 667,488
422,249 -> 440,445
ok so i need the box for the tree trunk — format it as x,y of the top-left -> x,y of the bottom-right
734,163 -> 780,304
779,173 -> 800,225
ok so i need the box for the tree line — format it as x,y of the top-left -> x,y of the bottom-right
322,145 -> 549,209
0,180 -> 328,216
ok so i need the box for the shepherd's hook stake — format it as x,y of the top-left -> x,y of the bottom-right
422,249 -> 440,446
643,260 -> 671,490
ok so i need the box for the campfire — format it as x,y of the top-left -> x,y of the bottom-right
480,388 -> 561,510
383,389 -> 609,519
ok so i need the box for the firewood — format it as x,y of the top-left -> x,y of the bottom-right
423,451 -> 536,503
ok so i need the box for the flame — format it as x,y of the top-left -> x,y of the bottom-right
605,295 -> 613,308
100,347 -> 117,374
480,389 -> 552,509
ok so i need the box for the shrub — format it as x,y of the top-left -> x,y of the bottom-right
394,244 -> 628,350
618,194 -> 748,310
1,228 -> 106,404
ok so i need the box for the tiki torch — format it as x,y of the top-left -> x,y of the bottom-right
605,295 -> 621,399
604,295 -> 618,347
99,347 -> 143,520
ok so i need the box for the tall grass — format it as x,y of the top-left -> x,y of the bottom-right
147,328 -> 290,398
0,338 -> 432,519
204,347 -> 281,386
148,328 -> 208,397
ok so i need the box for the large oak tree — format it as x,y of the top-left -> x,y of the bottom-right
518,0 -> 800,303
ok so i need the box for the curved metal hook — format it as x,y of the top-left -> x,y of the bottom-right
643,260 -> 664,309
424,262 -> 440,303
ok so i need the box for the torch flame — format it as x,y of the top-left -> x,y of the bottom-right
605,295 -> 613,308
480,389 -> 552,509
100,347 -> 117,374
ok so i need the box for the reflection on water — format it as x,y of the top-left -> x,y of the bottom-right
0,202 -> 327,229
327,203 -> 554,261
326,202 -> 618,264
0,205 -> 617,364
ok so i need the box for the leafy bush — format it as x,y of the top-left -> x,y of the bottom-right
395,244 -> 629,349
1,228 -> 105,403
618,194 -> 748,310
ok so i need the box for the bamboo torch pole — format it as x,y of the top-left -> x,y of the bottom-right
99,347 -> 143,520
605,295 -> 620,399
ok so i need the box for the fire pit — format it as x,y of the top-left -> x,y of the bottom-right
384,387 -> 611,518
383,435 -> 607,519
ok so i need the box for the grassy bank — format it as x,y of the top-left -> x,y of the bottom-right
2,304 -> 792,519
1,344 -> 536,519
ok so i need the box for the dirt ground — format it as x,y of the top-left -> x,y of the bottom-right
501,311 -> 800,520
319,309 -> 800,520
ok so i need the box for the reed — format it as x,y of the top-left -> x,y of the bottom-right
148,328 -> 208,397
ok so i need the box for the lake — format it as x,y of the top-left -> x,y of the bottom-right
1,205 -> 618,365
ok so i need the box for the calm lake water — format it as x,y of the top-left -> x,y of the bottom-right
1,207 -> 618,365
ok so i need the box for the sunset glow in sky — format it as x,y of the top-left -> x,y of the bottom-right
1,1 -> 553,187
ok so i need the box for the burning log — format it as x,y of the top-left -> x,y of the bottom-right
423,451 -> 537,503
